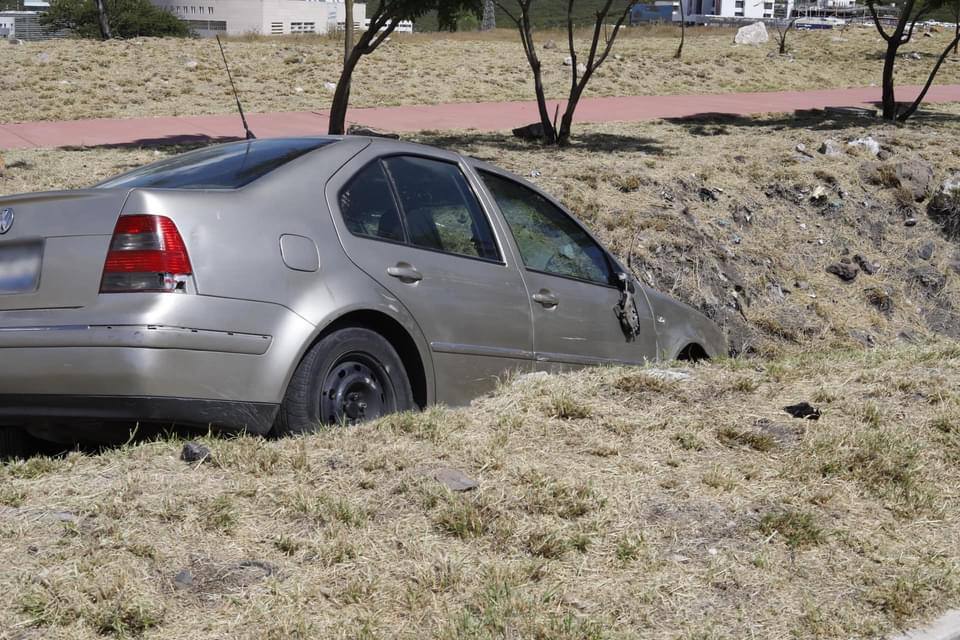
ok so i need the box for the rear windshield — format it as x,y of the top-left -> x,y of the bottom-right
96,138 -> 336,190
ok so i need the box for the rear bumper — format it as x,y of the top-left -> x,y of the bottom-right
0,294 -> 318,433
0,394 -> 278,435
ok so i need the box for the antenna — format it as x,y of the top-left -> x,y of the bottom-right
216,35 -> 256,140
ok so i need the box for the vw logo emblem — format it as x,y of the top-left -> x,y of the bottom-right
0,208 -> 13,235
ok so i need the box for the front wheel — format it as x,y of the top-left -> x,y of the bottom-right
272,327 -> 415,436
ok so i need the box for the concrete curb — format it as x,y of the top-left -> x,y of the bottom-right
891,610 -> 960,640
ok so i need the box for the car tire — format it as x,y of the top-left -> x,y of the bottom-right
272,327 -> 415,437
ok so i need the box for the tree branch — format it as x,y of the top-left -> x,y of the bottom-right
364,15 -> 400,52
567,0 -> 578,89
493,0 -> 520,27
898,29 -> 960,120
902,4 -> 932,43
867,0 -> 891,41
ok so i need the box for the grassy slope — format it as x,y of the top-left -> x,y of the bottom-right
2,26 -> 960,123
1,346 -> 959,638
2,97 -> 960,638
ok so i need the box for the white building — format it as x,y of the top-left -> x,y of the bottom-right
148,0 -> 366,37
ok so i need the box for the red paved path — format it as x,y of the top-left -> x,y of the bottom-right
2,84 -> 960,150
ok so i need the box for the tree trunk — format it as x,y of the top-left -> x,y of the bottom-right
481,0 -> 496,30
880,43 -> 898,120
329,47 -> 362,134
531,60 -> 557,144
557,84 -> 585,146
94,0 -> 111,39
955,10 -> 959,56
344,0 -> 354,63
675,0 -> 685,59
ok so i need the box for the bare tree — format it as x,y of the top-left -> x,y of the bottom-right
497,0 -> 637,145
866,0 -> 960,121
329,0 -> 478,134
94,0 -> 111,39
675,0 -> 685,59
771,0 -> 796,55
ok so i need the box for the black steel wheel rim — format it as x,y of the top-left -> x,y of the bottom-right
320,353 -> 393,425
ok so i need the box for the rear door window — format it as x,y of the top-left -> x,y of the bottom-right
383,156 -> 501,262
96,138 -> 335,190
339,162 -> 404,242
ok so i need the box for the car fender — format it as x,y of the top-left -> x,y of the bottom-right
643,287 -> 727,360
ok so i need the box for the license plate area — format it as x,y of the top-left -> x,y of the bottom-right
0,240 -> 44,295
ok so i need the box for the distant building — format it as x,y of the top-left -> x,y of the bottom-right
147,0 -> 367,37
630,3 -> 674,23
1,7 -> 66,40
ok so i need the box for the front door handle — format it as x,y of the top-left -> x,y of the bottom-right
386,263 -> 423,283
532,289 -> 559,307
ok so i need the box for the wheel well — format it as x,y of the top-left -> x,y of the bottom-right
316,310 -> 428,409
676,342 -> 710,362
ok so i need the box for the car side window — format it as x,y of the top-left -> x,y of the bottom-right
480,171 -> 613,285
339,161 -> 404,242
383,156 -> 500,262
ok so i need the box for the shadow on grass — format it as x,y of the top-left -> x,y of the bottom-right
664,106 -> 960,135
0,423 -> 246,462
412,130 -> 667,156
59,134 -> 244,152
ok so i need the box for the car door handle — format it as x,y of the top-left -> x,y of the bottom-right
532,289 -> 559,307
386,263 -> 423,283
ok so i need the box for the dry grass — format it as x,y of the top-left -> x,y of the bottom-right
2,25 -> 960,123
1,344 -> 959,637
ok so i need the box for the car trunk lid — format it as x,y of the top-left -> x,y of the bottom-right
0,189 -> 129,311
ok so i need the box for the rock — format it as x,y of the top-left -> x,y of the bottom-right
699,187 -> 719,202
7,38 -> 24,45
848,136 -> 880,156
512,121 -> 545,140
905,217 -> 918,227
346,125 -> 399,139
810,185 -> 828,202
826,262 -> 858,282
35,52 -> 50,64
184,60 -> 198,70
783,402 -> 821,420
796,143 -> 814,158
734,21 -> 768,45
918,241 -> 935,261
173,569 -> 193,590
646,369 -> 692,382
543,39 -> 557,50
910,266 -> 946,293
909,51 -> 922,60
433,468 -> 479,492
326,455 -> 347,469
864,286 -> 894,315
180,442 -> 211,463
853,254 -> 879,274
928,172 -> 960,240
923,31 -> 933,38
818,139 -> 843,157
294,86 -> 304,93
895,159 -> 935,201
323,81 -> 337,91
563,56 -> 573,66
576,62 -> 587,74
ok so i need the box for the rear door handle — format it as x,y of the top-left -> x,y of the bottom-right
532,289 -> 559,307
386,263 -> 423,283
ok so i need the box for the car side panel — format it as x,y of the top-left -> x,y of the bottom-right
644,287 -> 727,359
117,139 -> 437,406
323,144 -> 534,407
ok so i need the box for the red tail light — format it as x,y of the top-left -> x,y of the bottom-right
100,215 -> 193,293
